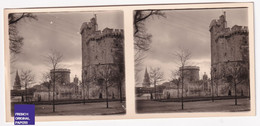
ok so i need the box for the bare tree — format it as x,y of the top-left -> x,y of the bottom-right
97,65 -> 116,108
222,61 -> 248,105
20,69 -> 35,103
169,70 -> 181,98
134,10 -> 166,79
149,67 -> 164,100
41,72 -> 52,102
8,13 -> 37,57
173,48 -> 191,110
82,66 -> 97,104
134,10 -> 165,51
44,49 -> 63,112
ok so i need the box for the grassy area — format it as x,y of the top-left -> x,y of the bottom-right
136,99 -> 250,113
11,101 -> 126,116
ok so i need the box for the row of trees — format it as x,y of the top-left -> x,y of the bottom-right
147,49 -> 248,110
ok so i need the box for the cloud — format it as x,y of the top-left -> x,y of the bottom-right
136,8 -> 248,85
11,11 -> 123,84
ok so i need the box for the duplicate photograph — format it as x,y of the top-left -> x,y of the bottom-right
8,10 -> 125,116
134,8 -> 251,113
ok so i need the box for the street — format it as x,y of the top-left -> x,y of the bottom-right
136,99 -> 250,113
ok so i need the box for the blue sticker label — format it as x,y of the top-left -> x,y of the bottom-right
14,104 -> 35,125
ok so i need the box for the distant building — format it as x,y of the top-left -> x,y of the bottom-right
49,69 -> 80,100
13,70 -> 21,90
142,67 -> 151,87
73,75 -> 79,84
202,72 -> 211,93
81,16 -> 125,99
136,66 -> 212,99
161,66 -> 212,98
209,12 -> 249,96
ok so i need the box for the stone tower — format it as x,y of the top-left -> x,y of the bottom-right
179,66 -> 200,83
50,69 -> 71,85
142,67 -> 151,87
13,70 -> 21,90
80,16 -> 124,99
209,12 -> 249,96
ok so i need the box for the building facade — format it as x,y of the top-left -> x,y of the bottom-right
209,12 -> 249,96
80,16 -> 125,99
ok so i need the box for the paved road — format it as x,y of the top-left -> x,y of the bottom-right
136,99 -> 250,113
12,101 -> 125,116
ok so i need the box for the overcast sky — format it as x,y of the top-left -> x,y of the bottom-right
11,10 -> 123,87
136,8 -> 248,86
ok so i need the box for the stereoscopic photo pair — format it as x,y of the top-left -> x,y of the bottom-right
4,2 -> 255,121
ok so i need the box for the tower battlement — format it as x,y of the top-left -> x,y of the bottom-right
209,12 -> 248,42
179,66 -> 200,71
214,25 -> 248,41
80,17 -> 124,44
86,28 -> 124,42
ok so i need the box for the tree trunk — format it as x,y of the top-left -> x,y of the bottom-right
154,81 -> 157,100
234,80 -> 237,105
48,87 -> 50,102
106,81 -> 109,108
83,80 -> 85,104
181,66 -> 184,110
216,80 -> 218,97
211,79 -> 214,102
25,83 -> 28,103
52,70 -> 55,112
177,83 -> 179,98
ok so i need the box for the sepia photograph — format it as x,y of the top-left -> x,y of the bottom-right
134,8 -> 251,113
4,2 -> 255,122
8,10 -> 125,116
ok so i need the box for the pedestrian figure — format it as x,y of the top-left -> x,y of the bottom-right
99,93 -> 103,99
112,92 -> 115,99
167,92 -> 170,99
21,94 -> 24,102
150,92 -> 153,100
228,90 -> 232,96
38,95 -> 41,102
241,90 -> 244,96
